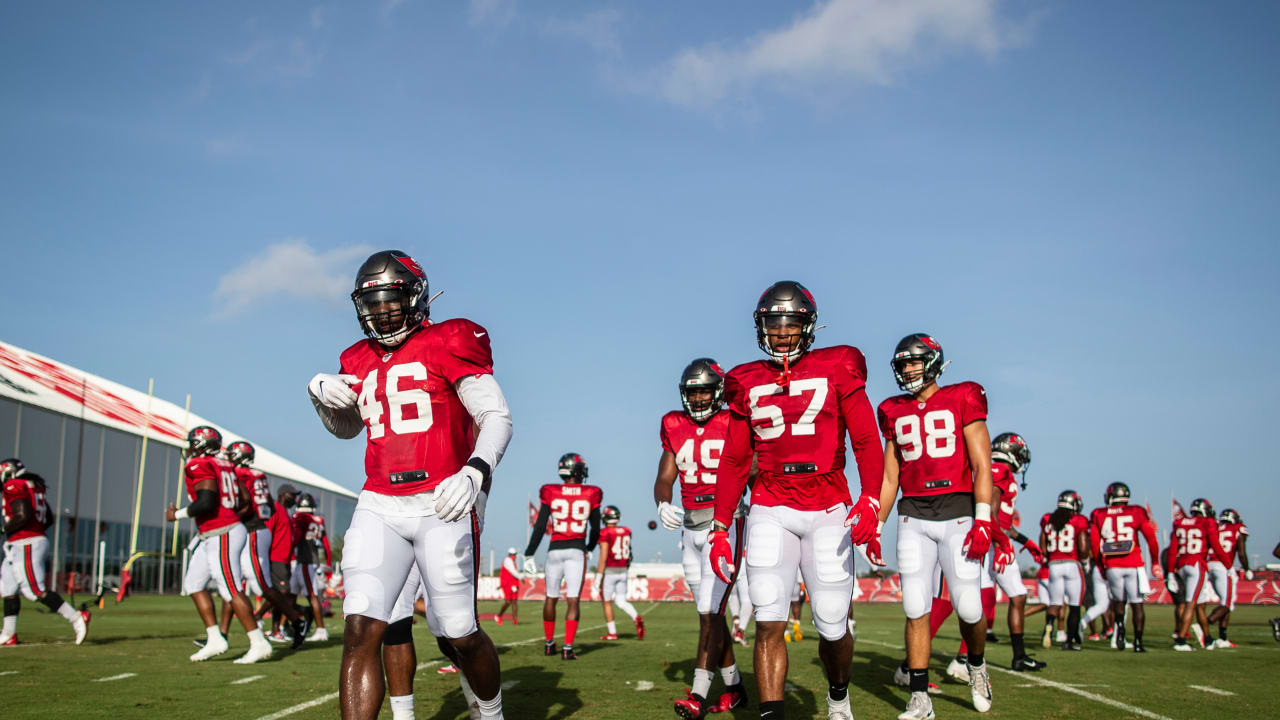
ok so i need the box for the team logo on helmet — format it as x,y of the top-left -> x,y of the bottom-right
990,432 -> 1031,477
395,255 -> 425,279
891,333 -> 946,394
227,440 -> 255,466
186,426 -> 223,456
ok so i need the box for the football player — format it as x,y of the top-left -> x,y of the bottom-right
1039,490 -> 1090,651
596,505 -> 643,640
308,250 -> 512,719
708,281 -> 885,720
259,484 -> 301,641
1167,499 -> 1226,651
291,493 -> 332,641
0,458 -> 89,646
1088,482 -> 1161,652
1206,508 -> 1251,648
166,427 -> 273,663
524,453 -> 602,660
876,333 -> 1002,720
495,548 -> 522,626
654,357 -> 748,718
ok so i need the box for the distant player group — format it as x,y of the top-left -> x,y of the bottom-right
57,249 -> 1262,720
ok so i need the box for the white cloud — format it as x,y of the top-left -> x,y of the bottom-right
213,240 -> 373,317
469,0 -> 516,28
653,0 -> 1025,109
542,9 -> 623,55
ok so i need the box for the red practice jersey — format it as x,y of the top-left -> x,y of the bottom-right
1171,515 -> 1223,568
1040,512 -> 1089,562
1214,522 -> 1248,566
878,382 -> 987,498
499,556 -> 519,586
715,346 -> 884,522
267,501 -> 294,563
234,466 -> 273,522
185,455 -> 240,533
991,461 -> 1020,532
599,525 -> 633,569
339,319 -> 493,496
660,409 -> 730,510
293,512 -> 330,565
538,483 -> 603,543
1,477 -> 49,542
1088,504 -> 1158,569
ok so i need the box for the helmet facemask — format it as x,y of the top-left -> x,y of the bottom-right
353,284 -> 425,348
755,313 -> 815,363
892,349 -> 944,393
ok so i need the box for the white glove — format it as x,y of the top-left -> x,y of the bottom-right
309,373 -> 360,409
657,501 -> 685,530
523,557 -> 537,574
1245,569 -> 1254,581
433,465 -> 483,522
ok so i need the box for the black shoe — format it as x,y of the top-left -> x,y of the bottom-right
1011,655 -> 1046,671
1063,641 -> 1083,651
1115,621 -> 1126,651
544,641 -> 557,656
561,646 -> 577,660
290,617 -> 310,650
1270,618 -> 1280,642
1133,638 -> 1146,653
986,632 -> 999,643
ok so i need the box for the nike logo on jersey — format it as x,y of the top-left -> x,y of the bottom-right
474,331 -> 486,337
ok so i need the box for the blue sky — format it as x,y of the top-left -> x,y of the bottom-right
2,0 -> 1278,570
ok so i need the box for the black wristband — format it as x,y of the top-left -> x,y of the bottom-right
465,457 -> 492,492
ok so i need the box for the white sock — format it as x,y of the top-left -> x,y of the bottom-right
692,668 -> 714,698
2,615 -> 16,637
56,602 -> 78,622
459,670 -> 478,707
247,628 -> 268,647
390,694 -> 415,720
206,626 -> 224,644
476,689 -> 503,719
606,621 -> 617,634
720,663 -> 741,686
614,598 -> 639,620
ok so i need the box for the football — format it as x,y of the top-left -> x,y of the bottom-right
647,520 -> 657,530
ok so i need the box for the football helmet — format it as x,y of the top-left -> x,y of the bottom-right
1189,498 -> 1212,518
186,426 -> 222,456
1104,482 -> 1130,506
679,357 -> 726,422
990,432 -> 1031,475
296,494 -> 317,514
351,250 -> 429,347
1057,489 -> 1082,512
603,505 -> 621,524
891,333 -> 946,393
1220,508 -> 1241,525
0,458 -> 26,481
226,441 -> 255,466
753,281 -> 817,363
557,453 -> 588,483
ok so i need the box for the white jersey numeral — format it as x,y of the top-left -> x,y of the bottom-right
1046,522 -> 1076,554
550,498 -> 591,534
675,438 -> 724,485
747,377 -> 829,440
893,409 -> 957,462
357,364 -> 434,439
219,470 -> 238,509
611,534 -> 631,561
1176,526 -> 1203,555
1100,514 -> 1134,544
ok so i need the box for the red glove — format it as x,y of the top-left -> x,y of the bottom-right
1150,562 -> 1164,581
844,494 -> 881,545
963,510 -> 995,562
865,522 -> 887,567
993,531 -> 1016,573
708,529 -> 736,584
1023,540 -> 1045,565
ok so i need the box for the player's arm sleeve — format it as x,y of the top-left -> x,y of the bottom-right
1206,519 -> 1227,560
714,412 -> 753,527
1,491 -> 31,534
455,373 -> 512,480
838,350 -> 885,498
186,489 -> 218,518
1007,527 -> 1029,544
524,504 -> 550,557
308,365 -> 364,440
322,533 -> 333,565
586,507 -> 602,553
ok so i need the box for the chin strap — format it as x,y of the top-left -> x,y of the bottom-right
775,352 -> 792,387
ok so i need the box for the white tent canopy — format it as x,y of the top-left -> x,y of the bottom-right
0,338 -> 354,499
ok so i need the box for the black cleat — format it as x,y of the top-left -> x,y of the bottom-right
1133,638 -> 1147,653
561,646 -> 577,660
986,631 -> 999,643
1115,621 -> 1126,651
290,617 -> 310,650
1012,655 -> 1047,671
1270,618 -> 1280,642
1063,641 -> 1083,651
544,641 -> 558,656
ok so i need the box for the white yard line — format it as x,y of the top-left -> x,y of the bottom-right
0,670 -> 19,676
92,672 -> 137,682
256,603 -> 659,720
1189,685 -> 1235,696
859,638 -> 1174,720
232,675 -> 266,685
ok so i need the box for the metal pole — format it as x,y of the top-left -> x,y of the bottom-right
128,379 -> 154,557
171,394 -> 191,556
70,377 -> 87,593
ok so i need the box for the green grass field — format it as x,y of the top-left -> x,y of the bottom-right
0,595 -> 1276,719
